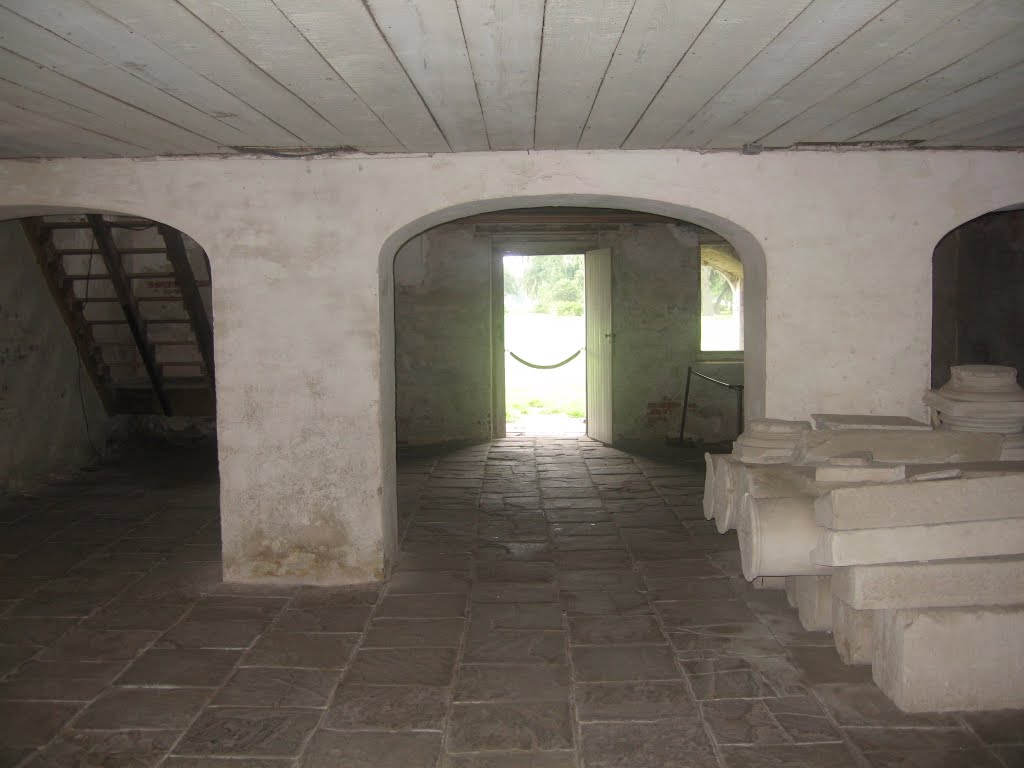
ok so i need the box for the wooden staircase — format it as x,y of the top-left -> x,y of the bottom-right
21,214 -> 216,417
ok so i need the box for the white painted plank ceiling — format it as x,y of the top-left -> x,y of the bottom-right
0,0 -> 1021,158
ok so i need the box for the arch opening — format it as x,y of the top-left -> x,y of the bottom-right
378,196 -> 767,556
931,205 -> 1024,389
1,206 -> 218,494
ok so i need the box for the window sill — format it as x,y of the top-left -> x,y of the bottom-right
696,351 -> 744,364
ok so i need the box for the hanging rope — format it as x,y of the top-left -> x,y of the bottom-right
507,348 -> 583,370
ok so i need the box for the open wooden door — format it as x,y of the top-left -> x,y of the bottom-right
585,247 -> 613,444
490,249 -> 506,438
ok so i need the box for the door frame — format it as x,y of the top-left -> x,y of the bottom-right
584,247 -> 614,444
490,250 -> 506,439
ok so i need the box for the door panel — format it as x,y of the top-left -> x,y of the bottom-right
585,247 -> 613,444
491,249 -> 506,438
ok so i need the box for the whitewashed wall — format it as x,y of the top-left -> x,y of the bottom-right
0,149 -> 1021,584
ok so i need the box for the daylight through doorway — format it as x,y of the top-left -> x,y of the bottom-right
503,253 -> 586,436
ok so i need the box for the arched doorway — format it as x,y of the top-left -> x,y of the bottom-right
1,208 -> 222,595
378,195 -> 766,555
932,204 -> 1024,388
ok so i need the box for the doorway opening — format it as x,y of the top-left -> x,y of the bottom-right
392,205 -> 757,457
932,205 -> 1024,388
502,253 -> 586,436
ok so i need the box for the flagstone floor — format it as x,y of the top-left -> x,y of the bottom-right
0,437 -> 1021,767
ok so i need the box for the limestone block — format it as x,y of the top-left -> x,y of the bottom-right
832,595 -> 873,665
738,494 -> 830,580
815,473 -> 1024,530
907,468 -> 962,482
1003,433 -> 1024,460
815,463 -> 905,483
811,414 -> 930,431
905,460 -> 1024,480
797,429 -> 1003,465
714,461 -> 813,534
787,574 -> 833,632
732,418 -> 810,464
873,606 -> 1024,712
811,518 -> 1024,567
831,557 -> 1024,610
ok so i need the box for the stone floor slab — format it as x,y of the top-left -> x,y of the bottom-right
448,702 -> 574,752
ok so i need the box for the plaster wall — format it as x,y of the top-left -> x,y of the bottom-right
932,210 -> 1024,387
603,224 -> 700,442
394,225 -> 492,446
602,224 -> 743,445
394,221 -> 740,446
0,221 -> 109,489
600,223 -> 743,445
0,149 -> 1020,585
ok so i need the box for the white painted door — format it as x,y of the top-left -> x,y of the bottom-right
585,248 -> 613,444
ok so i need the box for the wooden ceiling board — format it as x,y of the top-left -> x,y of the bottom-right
785,0 -> 1024,144
668,0 -> 892,149
578,0 -> 720,149
814,24 -> 1024,142
457,0 -> 544,151
0,70 -> 164,155
624,0 -> 814,149
721,0 -> 984,148
84,0 -> 353,147
0,6 -> 236,150
0,46 -> 223,155
1,0 -> 290,145
366,0 -> 488,151
275,0 -> 449,152
534,0 -> 635,149
0,99 -> 146,157
175,0 -> 403,151
0,0 -> 1021,155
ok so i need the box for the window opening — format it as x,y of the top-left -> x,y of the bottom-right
700,244 -> 743,353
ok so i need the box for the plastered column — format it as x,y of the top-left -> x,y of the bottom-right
209,218 -> 393,585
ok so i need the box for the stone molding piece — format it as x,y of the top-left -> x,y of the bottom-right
732,418 -> 810,464
924,364 -> 1024,433
798,428 -> 1003,465
738,494 -> 830,580
831,557 -> 1024,610
811,518 -> 1024,567
709,459 -> 815,534
815,473 -> 1024,530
